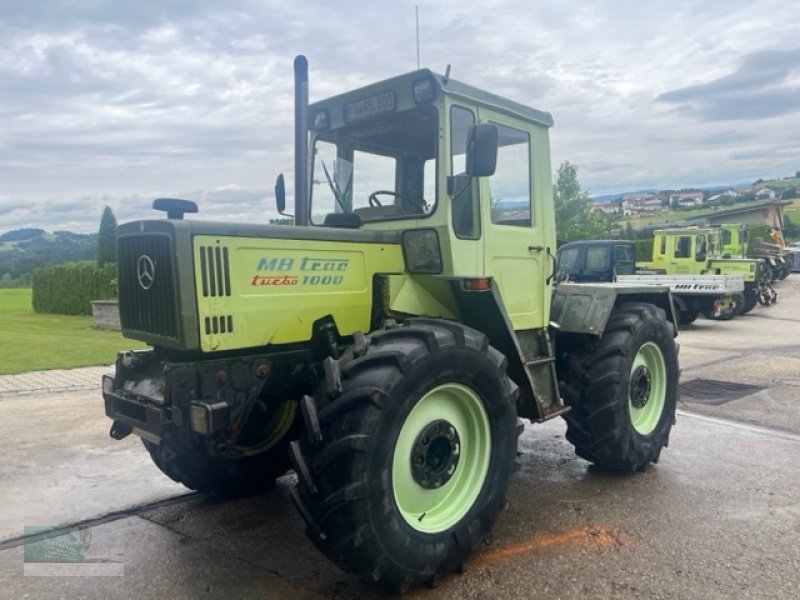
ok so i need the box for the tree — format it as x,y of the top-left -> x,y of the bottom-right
623,221 -> 636,240
553,161 -> 608,242
97,206 -> 117,266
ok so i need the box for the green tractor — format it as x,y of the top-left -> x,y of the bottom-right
639,227 -> 776,316
103,56 -> 680,592
717,223 -> 790,281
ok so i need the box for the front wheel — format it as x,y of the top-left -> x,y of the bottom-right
290,319 -> 520,591
143,399 -> 296,497
557,303 -> 679,472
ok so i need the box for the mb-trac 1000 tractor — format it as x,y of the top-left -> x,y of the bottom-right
639,227 -> 776,315
103,56 -> 680,592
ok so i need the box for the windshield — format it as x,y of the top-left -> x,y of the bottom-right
310,105 -> 437,224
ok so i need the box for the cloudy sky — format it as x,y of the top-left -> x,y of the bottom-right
1,0 -> 799,233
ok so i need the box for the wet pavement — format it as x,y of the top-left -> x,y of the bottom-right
1,277 -> 799,598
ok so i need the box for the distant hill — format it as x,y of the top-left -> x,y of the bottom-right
0,229 -> 97,284
0,228 -> 46,242
591,181 -> 767,203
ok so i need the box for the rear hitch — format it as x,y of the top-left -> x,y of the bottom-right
110,420 -> 133,440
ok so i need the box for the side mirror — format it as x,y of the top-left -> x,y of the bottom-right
275,174 -> 292,217
465,123 -> 498,177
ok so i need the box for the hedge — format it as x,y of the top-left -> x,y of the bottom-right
635,239 -> 654,262
32,262 -> 117,315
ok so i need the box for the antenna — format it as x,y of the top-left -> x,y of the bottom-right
415,5 -> 420,69
444,64 -> 451,84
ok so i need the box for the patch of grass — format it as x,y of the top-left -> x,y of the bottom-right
763,177 -> 800,191
0,288 -> 144,375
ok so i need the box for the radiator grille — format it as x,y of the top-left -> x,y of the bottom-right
118,234 -> 180,341
199,245 -> 231,297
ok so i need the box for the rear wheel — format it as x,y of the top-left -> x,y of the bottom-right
557,303 -> 679,472
741,285 -> 758,314
677,306 -> 698,325
290,319 -> 520,592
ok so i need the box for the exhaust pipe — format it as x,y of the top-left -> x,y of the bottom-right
294,55 -> 310,226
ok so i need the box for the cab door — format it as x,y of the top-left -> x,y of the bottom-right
478,108 -> 550,330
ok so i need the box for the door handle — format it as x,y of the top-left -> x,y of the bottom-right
528,245 -> 544,252
546,247 -> 556,284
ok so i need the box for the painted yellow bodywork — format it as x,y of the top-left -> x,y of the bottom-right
194,235 -> 404,351
641,229 -> 757,281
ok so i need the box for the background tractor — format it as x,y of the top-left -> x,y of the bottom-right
103,56 -> 680,592
717,223 -> 791,281
639,227 -> 776,316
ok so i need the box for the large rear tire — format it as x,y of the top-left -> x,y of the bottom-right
557,303 -> 679,472
290,319 -> 520,592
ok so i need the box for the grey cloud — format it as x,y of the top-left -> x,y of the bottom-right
658,48 -> 800,102
657,48 -> 800,121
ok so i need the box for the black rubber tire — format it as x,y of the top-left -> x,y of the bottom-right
731,293 -> 746,317
557,303 -> 679,472
290,318 -> 520,592
678,306 -> 699,325
741,285 -> 758,314
143,432 -> 292,498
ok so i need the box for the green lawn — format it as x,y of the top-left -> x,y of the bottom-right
0,288 -> 144,375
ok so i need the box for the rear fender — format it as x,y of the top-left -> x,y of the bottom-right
551,283 -> 677,337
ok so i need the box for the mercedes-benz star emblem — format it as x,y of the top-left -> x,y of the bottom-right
137,255 -> 156,290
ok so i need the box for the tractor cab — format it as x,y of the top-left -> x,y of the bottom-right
276,63 -> 558,331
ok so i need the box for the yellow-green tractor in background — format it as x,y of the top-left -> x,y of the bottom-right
103,56 -> 680,592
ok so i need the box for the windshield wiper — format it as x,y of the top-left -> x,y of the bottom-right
321,160 -> 348,213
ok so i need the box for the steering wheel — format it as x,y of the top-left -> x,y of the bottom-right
368,190 -> 428,212
368,190 -> 400,207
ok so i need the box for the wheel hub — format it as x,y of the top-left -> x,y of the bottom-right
411,419 -> 460,489
630,365 -> 652,408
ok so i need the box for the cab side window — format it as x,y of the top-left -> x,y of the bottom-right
586,246 -> 609,270
450,106 -> 479,239
488,124 -> 531,227
675,236 -> 691,258
695,235 -> 706,261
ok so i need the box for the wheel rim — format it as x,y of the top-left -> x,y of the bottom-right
237,400 -> 296,456
392,383 -> 491,533
628,342 -> 667,435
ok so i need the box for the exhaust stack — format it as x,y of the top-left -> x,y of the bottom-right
294,55 -> 310,226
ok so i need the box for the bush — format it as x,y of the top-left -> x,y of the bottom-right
32,262 -> 117,315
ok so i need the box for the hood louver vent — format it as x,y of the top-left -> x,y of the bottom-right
199,245 -> 231,297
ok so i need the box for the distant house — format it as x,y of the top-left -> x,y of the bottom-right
708,189 -> 742,204
621,193 -> 661,216
669,191 -> 704,207
592,202 -> 621,214
756,188 -> 776,200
